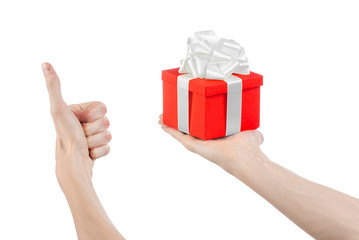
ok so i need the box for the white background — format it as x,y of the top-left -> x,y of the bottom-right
0,0 -> 358,239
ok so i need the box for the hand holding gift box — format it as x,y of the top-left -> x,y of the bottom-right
162,31 -> 263,140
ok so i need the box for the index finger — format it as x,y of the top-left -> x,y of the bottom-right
69,101 -> 107,123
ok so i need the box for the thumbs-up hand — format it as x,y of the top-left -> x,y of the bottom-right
43,63 -> 111,185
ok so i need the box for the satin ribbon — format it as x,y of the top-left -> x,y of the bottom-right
179,30 -> 249,79
177,74 -> 242,136
177,31 -> 249,136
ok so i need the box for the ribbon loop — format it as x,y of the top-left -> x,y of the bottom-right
177,31 -> 249,137
179,31 -> 250,78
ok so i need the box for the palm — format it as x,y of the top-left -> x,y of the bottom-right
159,114 -> 263,172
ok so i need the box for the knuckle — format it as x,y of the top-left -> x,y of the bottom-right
94,101 -> 107,115
182,137 -> 193,151
100,102 -> 107,114
82,110 -> 92,121
105,131 -> 112,142
89,149 -> 98,159
101,145 -> 110,157
257,131 -> 264,144
105,144 -> 110,154
86,135 -> 92,146
84,102 -> 108,122
82,123 -> 90,135
103,117 -> 110,128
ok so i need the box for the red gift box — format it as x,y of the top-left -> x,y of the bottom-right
162,68 -> 263,140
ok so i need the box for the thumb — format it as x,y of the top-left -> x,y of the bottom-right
43,63 -> 83,138
42,63 -> 67,116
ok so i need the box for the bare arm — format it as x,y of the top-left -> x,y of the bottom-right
159,115 -> 359,239
58,174 -> 124,240
238,151 -> 359,239
43,63 -> 124,240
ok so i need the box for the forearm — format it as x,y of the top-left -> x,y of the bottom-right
232,150 -> 359,239
58,171 -> 125,240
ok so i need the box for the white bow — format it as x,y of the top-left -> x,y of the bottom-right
179,30 -> 250,80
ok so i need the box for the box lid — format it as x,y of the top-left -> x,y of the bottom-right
162,68 -> 263,97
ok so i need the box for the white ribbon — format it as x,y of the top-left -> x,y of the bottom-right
177,74 -> 193,133
177,31 -> 249,136
179,30 -> 249,79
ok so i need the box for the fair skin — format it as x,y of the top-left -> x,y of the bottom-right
44,62 -> 359,239
43,63 -> 124,240
159,117 -> 359,239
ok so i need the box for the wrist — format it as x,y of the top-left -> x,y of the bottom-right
56,158 -> 93,194
226,148 -> 269,182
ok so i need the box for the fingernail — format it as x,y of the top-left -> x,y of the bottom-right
42,63 -> 51,74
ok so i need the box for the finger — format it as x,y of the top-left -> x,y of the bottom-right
254,130 -> 264,145
89,144 -> 110,160
161,124 -> 185,141
159,113 -> 190,144
239,130 -> 264,146
87,130 -> 112,149
161,124 -> 202,152
70,102 -> 107,123
42,63 -> 67,115
82,117 -> 110,136
158,114 -> 163,125
159,113 -> 205,152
